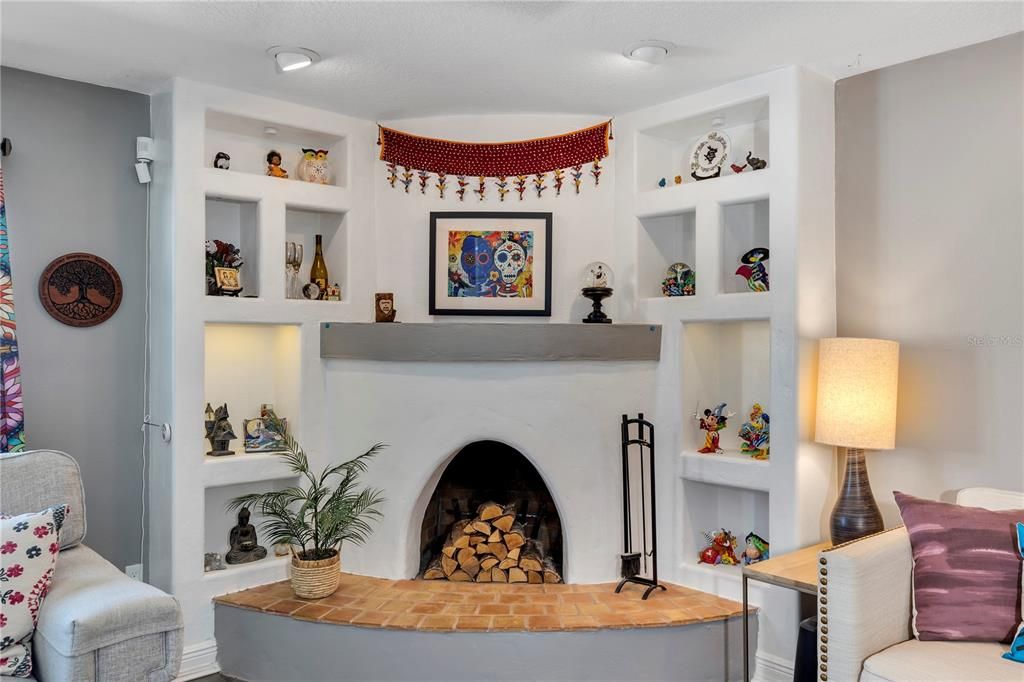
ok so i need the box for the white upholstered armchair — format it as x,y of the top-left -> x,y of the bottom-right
816,487 -> 1024,682
0,450 -> 183,682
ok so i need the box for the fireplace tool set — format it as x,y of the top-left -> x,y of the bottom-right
616,413 -> 666,599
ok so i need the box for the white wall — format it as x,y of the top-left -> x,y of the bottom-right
835,33 -> 1024,520
374,115 -> 616,323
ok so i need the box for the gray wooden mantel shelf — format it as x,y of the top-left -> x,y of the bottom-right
320,323 -> 662,362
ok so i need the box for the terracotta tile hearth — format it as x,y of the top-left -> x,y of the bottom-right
214,572 -> 748,632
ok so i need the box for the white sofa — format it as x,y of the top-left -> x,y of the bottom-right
816,487 -> 1024,682
0,450 -> 183,681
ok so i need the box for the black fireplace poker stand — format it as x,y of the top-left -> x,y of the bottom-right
615,413 -> 666,600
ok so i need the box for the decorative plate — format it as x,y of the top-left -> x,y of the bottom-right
38,252 -> 122,327
690,131 -> 731,180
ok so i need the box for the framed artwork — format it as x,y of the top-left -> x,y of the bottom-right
429,212 -> 552,316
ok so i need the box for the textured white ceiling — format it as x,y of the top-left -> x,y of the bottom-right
2,1 -> 1020,119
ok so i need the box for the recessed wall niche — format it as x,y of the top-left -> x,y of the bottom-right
203,323 -> 301,457
284,207 -> 347,300
637,211 -> 696,299
205,110 -> 347,187
720,198 -> 769,295
205,196 -> 260,297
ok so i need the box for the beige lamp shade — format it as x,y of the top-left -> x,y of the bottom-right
814,337 -> 899,450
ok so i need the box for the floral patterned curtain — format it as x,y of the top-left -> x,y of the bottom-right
0,168 -> 25,452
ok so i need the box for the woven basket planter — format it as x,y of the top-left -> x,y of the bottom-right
290,550 -> 340,599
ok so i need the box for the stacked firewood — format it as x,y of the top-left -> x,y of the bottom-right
423,501 -> 562,584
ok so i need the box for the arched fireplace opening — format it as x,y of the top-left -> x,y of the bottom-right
418,440 -> 564,580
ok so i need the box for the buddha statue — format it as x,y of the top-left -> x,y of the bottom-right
225,507 -> 267,564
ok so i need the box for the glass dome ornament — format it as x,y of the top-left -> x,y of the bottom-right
581,261 -> 614,289
580,261 -> 614,324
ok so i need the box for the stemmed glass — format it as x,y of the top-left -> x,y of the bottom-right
285,242 -> 304,299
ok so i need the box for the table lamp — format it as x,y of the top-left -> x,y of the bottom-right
814,337 -> 899,544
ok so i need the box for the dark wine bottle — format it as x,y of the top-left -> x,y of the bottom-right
309,234 -> 328,300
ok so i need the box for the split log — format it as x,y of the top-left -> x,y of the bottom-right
461,556 -> 481,578
452,534 -> 471,549
479,556 -> 499,572
441,554 -> 458,577
487,529 -> 502,543
491,567 -> 508,583
497,556 -> 519,570
508,567 -> 528,583
476,567 -> 492,582
449,569 -> 472,582
423,558 -> 446,580
470,520 -> 492,535
507,547 -> 521,562
441,545 -> 457,559
477,502 -> 504,521
457,547 -> 477,565
492,513 -> 516,533
488,543 -> 508,561
503,526 -> 526,551
518,548 -> 543,573
468,534 -> 486,546
542,558 -> 561,584
527,570 -> 543,584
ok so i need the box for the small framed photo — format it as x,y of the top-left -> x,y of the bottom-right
429,212 -> 552,316
213,266 -> 241,293
243,417 -> 287,453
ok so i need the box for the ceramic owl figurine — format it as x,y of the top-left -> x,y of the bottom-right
297,148 -> 331,184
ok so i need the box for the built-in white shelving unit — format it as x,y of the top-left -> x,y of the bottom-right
149,79 -> 376,673
614,67 -> 836,670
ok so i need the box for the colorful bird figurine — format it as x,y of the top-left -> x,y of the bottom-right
297,148 -> 331,184
735,247 -> 770,292
730,162 -> 747,174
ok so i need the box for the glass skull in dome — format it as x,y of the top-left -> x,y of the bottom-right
493,239 -> 526,297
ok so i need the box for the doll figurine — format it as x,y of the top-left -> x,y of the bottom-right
698,529 -> 740,565
696,403 -> 733,453
742,532 -> 770,565
266,150 -> 288,178
738,403 -> 770,459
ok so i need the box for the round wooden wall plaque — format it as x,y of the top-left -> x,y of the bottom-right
38,252 -> 123,327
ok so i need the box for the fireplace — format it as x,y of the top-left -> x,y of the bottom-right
418,440 -> 564,582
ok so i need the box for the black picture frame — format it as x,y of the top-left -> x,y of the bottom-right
429,211 -> 553,317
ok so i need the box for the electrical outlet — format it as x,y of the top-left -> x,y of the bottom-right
125,563 -> 144,581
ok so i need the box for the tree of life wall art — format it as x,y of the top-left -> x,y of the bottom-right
429,212 -> 552,316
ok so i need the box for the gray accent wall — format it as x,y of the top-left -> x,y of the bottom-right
0,67 -> 149,570
835,33 -> 1024,520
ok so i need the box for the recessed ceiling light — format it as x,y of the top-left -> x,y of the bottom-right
266,46 -> 321,73
624,40 -> 673,65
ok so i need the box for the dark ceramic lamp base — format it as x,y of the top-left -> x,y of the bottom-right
830,447 -> 884,545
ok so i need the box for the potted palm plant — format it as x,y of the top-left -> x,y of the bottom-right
228,413 -> 385,599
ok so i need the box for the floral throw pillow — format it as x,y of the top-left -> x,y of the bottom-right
0,505 -> 68,678
1005,522 -> 1024,663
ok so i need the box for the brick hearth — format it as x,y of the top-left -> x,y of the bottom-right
214,572 -> 747,632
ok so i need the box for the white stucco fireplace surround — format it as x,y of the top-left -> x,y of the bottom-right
326,357 -> 660,584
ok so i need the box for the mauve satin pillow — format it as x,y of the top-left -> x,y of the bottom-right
894,491 -> 1023,643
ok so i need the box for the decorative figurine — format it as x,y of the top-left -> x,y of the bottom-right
738,403 -> 770,460
206,240 -> 244,296
204,403 -> 237,456
674,175 -> 683,185
375,292 -> 397,322
324,283 -> 342,301
691,130 -> 730,181
204,552 -> 227,572
662,262 -> 695,297
735,247 -> 770,292
730,162 -> 747,174
297,148 -> 331,184
213,152 -> 231,170
581,262 -> 613,324
698,529 -> 740,565
225,507 -> 268,565
302,282 -> 321,300
658,177 -> 667,188
695,403 -> 733,453
243,416 -> 287,453
742,532 -> 770,565
273,543 -> 291,558
745,151 -> 767,170
266,150 -> 288,178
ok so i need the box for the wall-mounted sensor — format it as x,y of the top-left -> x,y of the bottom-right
136,136 -> 154,162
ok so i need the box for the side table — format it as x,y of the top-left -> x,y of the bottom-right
742,541 -> 831,681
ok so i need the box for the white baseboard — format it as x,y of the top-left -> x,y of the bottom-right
753,650 -> 794,682
175,639 -> 219,681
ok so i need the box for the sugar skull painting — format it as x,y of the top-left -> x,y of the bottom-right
430,212 -> 552,316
